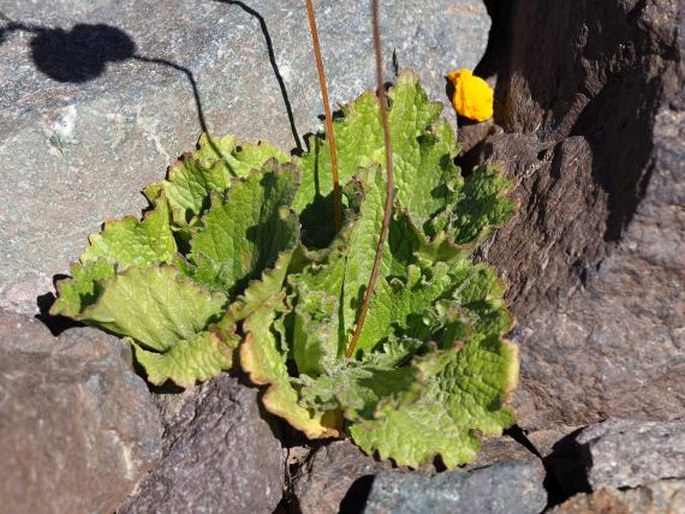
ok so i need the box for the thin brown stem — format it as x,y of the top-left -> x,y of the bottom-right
305,0 -> 342,233
345,0 -> 394,359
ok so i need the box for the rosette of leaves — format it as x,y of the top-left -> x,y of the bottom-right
52,71 -> 518,468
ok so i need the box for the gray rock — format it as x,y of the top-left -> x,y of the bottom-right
0,310 -> 162,514
550,480 -> 685,514
576,418 -> 685,489
290,436 -> 541,514
0,0 -> 490,315
118,374 -> 286,514
470,0 -> 685,429
364,460 -> 547,514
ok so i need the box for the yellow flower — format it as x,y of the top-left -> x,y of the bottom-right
447,68 -> 493,122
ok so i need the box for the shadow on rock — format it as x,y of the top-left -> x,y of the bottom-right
543,428 -> 591,507
0,11 -> 214,138
30,23 -> 136,82
35,289 -> 83,336
214,0 -> 303,153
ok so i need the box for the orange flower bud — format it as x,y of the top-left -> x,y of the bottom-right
447,68 -> 493,122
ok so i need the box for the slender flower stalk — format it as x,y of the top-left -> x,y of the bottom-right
345,0 -> 394,358
305,0 -> 342,233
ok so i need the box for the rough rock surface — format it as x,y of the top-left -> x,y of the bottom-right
291,440 -> 394,514
0,0 -> 490,315
290,436 -> 541,514
118,374 -> 286,514
550,480 -> 685,514
0,310 -> 162,514
364,460 -> 547,514
462,434 -> 543,474
576,418 -> 685,489
471,0 -> 685,429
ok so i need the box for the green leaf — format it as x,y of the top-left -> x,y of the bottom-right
148,156 -> 230,232
294,71 -> 459,233
229,247 -> 303,322
292,287 -> 341,377
298,361 -> 419,420
449,261 -> 513,337
50,259 -> 115,318
81,196 -> 177,267
293,72 -> 515,250
241,295 -> 340,438
192,134 -> 290,176
134,329 -> 238,387
52,198 -> 176,317
187,161 -> 300,293
351,254 -> 513,356
348,335 -> 519,468
351,263 -> 458,355
397,208 -> 465,267
434,164 -> 517,246
288,168 -> 390,375
79,265 -> 226,352
144,134 -> 290,231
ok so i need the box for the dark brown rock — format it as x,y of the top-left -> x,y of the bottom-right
472,0 -> 685,429
526,427 -> 581,459
290,440 -> 395,514
475,133 -> 607,319
550,480 -> 685,514
118,374 -> 286,514
0,310 -> 162,514
464,434 -> 542,471
456,118 -> 499,155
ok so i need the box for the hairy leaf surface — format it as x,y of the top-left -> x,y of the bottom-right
241,295 -> 339,438
144,135 -> 289,232
294,72 -> 458,233
187,161 -> 300,293
349,335 -> 519,468
52,198 -> 175,317
79,265 -> 226,352
134,329 -> 238,387
51,259 -> 116,318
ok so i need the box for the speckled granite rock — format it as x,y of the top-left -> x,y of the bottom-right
364,460 -> 547,514
0,0 -> 490,315
576,418 -> 685,489
0,310 -> 162,514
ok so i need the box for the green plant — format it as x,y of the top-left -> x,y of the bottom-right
52,73 -> 517,467
51,4 -> 518,469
